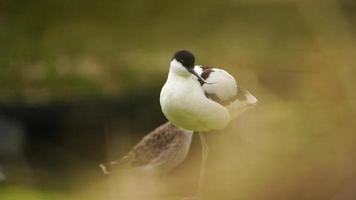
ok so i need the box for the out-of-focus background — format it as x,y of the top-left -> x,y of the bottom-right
0,0 -> 356,199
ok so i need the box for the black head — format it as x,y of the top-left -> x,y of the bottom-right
171,50 -> 212,84
172,50 -> 195,69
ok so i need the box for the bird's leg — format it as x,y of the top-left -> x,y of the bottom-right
197,132 -> 208,198
182,132 -> 208,200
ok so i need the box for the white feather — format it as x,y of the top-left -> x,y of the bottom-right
160,57 -> 257,132
160,61 -> 230,131
198,67 -> 237,101
195,65 -> 257,119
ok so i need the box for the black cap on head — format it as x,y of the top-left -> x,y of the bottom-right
172,50 -> 195,69
172,50 -> 212,84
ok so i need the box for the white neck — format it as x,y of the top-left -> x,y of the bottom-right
169,59 -> 191,77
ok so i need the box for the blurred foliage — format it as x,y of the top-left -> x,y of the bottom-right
2,0 -> 355,102
0,185 -> 63,200
0,0 -> 356,199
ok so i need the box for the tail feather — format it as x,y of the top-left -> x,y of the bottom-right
99,161 -> 116,174
228,88 -> 257,119
99,156 -> 130,175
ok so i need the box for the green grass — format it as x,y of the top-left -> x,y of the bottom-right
0,185 -> 63,200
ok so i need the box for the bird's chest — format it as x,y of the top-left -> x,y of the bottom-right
161,78 -> 202,111
160,75 -> 230,131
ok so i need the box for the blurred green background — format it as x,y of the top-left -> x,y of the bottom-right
0,0 -> 356,199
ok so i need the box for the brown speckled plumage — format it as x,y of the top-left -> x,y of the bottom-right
100,122 -> 193,174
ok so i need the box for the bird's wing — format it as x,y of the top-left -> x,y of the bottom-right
143,132 -> 188,172
100,122 -> 190,174
127,122 -> 181,166
195,66 -> 238,105
195,66 -> 258,119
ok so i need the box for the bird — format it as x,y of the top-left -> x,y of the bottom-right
101,50 -> 257,199
100,122 -> 193,175
160,50 -> 257,132
160,50 -> 257,199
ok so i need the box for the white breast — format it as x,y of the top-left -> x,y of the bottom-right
160,71 -> 230,131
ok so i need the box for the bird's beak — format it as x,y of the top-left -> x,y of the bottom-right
187,68 -> 212,84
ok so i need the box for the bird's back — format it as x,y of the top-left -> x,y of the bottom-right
126,122 -> 191,167
195,66 -> 257,119
101,122 -> 193,174
200,68 -> 237,102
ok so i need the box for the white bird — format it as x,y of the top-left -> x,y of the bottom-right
160,50 -> 257,199
160,50 -> 257,132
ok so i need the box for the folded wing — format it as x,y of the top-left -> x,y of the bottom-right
195,66 -> 257,119
100,122 -> 193,174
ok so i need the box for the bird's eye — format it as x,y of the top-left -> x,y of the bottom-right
180,59 -> 184,63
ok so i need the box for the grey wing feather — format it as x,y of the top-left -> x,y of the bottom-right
145,132 -> 186,172
100,122 -> 190,174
